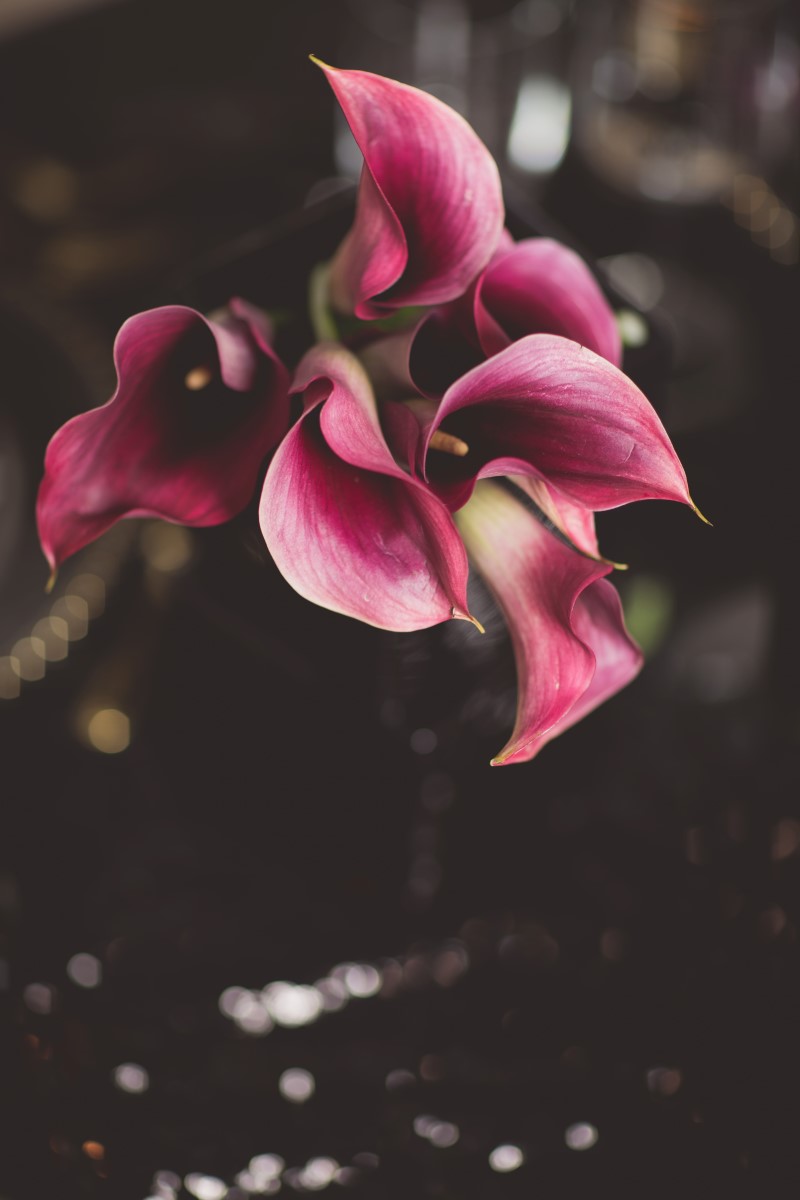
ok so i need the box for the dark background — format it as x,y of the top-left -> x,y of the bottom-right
1,1 -> 800,1197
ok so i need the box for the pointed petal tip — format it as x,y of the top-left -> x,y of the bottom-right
583,545 -> 628,571
692,500 -> 713,527
309,53 -> 335,71
452,608 -> 485,634
45,568 -> 57,594
490,741 -> 531,767
490,744 -> 526,766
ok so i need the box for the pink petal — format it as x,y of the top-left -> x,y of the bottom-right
36,301 -> 290,575
456,482 -> 642,765
510,474 -> 602,561
318,62 -> 504,319
475,238 -> 622,366
259,344 -> 475,633
424,334 -> 695,515
407,232 -> 620,397
546,576 -> 644,745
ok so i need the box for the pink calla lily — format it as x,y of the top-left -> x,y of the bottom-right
371,234 -> 622,400
259,343 -> 477,633
258,337 -> 680,762
473,237 -> 622,365
421,334 -> 699,551
317,60 -> 504,319
37,298 -> 289,577
30,58 -> 703,769
457,481 -> 643,765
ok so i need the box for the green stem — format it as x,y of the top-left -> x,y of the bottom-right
308,262 -> 339,343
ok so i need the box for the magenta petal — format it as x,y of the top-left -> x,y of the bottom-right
424,334 -> 694,514
456,482 -> 642,765
510,475 -> 601,561
259,344 -> 474,632
408,232 -> 619,396
475,238 -> 622,366
546,576 -> 644,745
319,62 -> 504,319
36,302 -> 290,574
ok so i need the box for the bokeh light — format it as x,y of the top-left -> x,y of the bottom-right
488,1144 -> 525,1173
565,1123 -> 598,1151
66,952 -> 102,989
279,1068 -> 315,1104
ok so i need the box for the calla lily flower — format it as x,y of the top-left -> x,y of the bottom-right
456,481 -> 643,765
420,333 -> 700,556
473,236 -> 622,365
259,342 -> 476,633
259,339 -> 688,763
316,60 -> 504,320
405,233 -> 622,398
37,298 -> 289,578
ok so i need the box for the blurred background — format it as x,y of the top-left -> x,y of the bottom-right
1,0 -> 799,1196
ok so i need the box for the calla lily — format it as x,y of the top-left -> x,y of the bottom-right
409,234 -> 622,397
419,333 -> 700,556
456,481 -> 643,765
259,343 -> 476,633
258,340 -> 676,762
316,60 -> 504,320
37,298 -> 289,577
474,237 -> 622,365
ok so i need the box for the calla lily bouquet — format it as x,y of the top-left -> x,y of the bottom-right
36,60 -> 705,766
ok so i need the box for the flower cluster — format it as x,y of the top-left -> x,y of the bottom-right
36,61 -> 703,765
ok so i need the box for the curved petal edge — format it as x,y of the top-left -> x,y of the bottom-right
456,481 -> 642,765
259,343 -> 477,633
317,61 -> 504,319
36,301 -> 290,576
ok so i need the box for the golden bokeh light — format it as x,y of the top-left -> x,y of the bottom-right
11,637 -> 46,681
32,616 -> 69,662
85,708 -> 131,755
51,593 -> 90,640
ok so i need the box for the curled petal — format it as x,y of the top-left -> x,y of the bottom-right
424,334 -> 695,515
407,233 -> 620,397
456,482 -> 642,765
37,299 -> 290,574
550,576 -> 644,745
259,344 -> 475,633
318,61 -> 504,319
475,238 -> 622,366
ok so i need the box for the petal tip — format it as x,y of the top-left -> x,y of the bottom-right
691,500 -> 713,527
45,568 -> 57,594
452,609 -> 485,634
